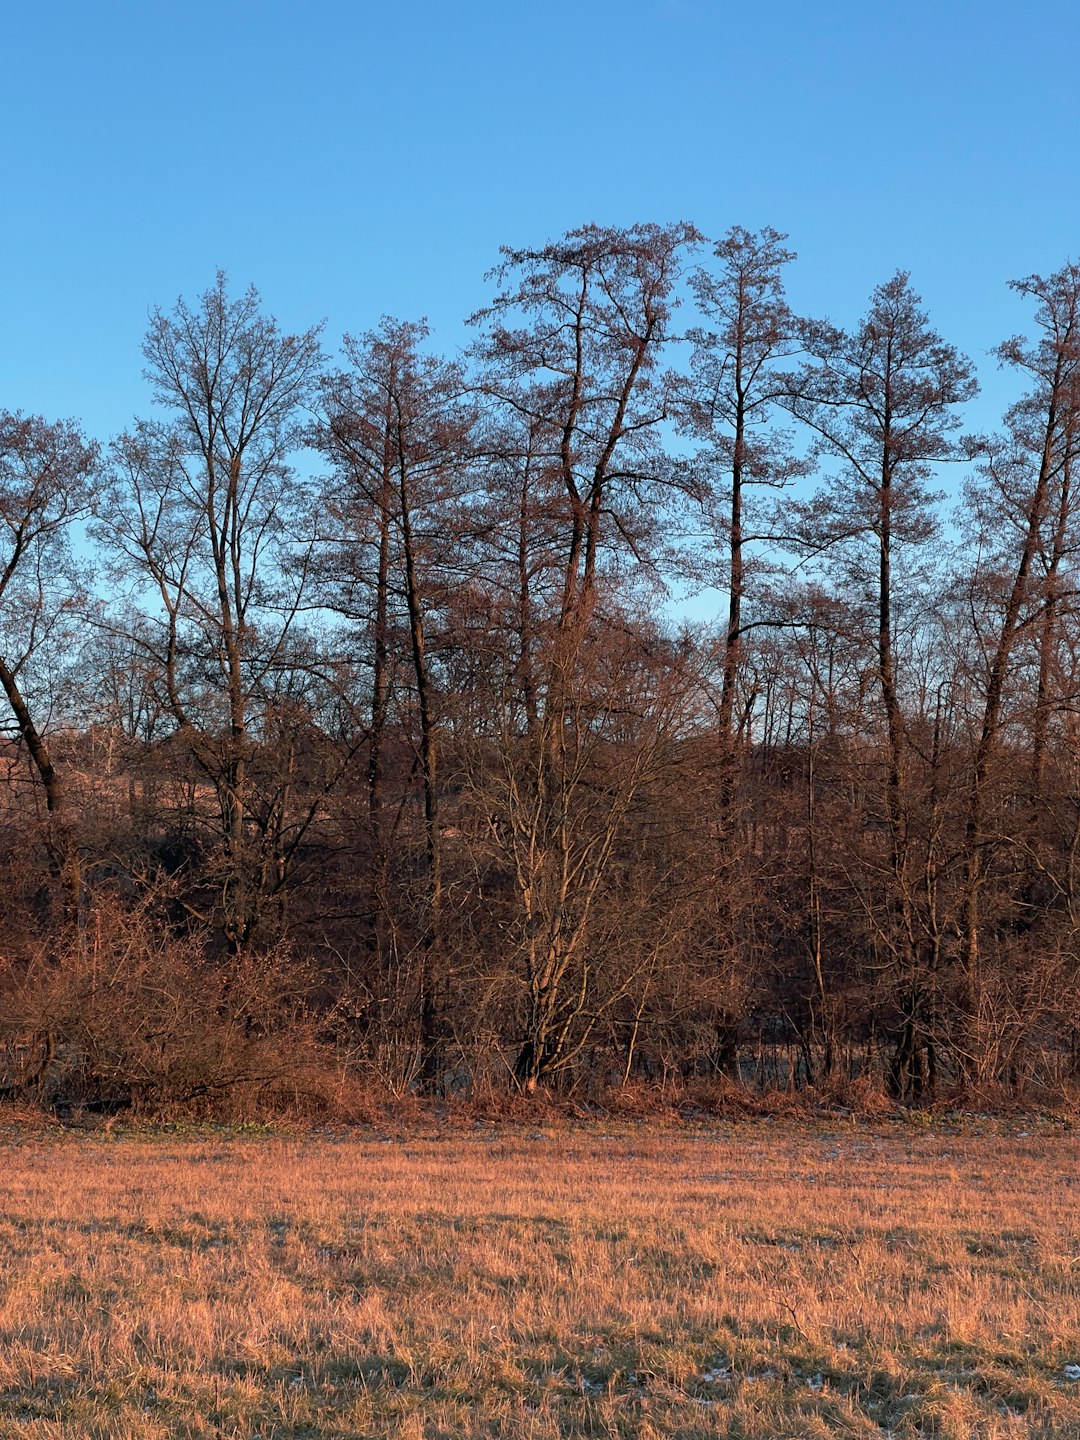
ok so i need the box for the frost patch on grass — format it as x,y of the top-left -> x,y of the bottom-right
699,1365 -> 731,1383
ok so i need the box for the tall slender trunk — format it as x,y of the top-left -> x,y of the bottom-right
517,450 -> 538,736
396,435 -> 441,1085
877,370 -> 913,949
806,704 -> 834,1079
204,450 -> 252,950
961,371 -> 1063,1077
967,388 -> 1059,1048
366,434 -> 395,964
717,374 -> 746,800
875,383 -> 928,1093
1030,446 -> 1073,796
713,373 -> 748,1047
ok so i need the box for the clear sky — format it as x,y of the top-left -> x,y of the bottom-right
3,0 -> 1078,445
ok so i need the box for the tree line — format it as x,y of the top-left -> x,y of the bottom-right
2,224 -> 1078,1112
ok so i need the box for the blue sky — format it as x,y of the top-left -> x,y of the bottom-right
3,0 -> 1078,445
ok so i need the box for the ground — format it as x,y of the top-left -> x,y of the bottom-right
0,1116 -> 1076,1437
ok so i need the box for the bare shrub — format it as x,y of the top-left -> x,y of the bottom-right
0,898 -> 319,1116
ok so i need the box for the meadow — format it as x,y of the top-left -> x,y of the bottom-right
0,1118 -> 1076,1437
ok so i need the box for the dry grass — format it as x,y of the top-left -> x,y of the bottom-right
0,1118 -> 1077,1437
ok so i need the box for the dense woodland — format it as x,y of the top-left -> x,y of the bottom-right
2,224 -> 1079,1113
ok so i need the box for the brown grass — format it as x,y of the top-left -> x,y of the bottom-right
0,1118 -> 1077,1437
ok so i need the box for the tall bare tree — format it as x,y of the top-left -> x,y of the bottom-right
95,275 -> 324,949
473,222 -> 700,635
466,223 -> 702,1086
685,226 -> 803,751
958,264 -> 1080,1078
783,274 -> 976,1092
317,318 -> 477,1081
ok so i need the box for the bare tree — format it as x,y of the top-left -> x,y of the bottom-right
472,222 -> 700,634
678,229 -> 805,1072
94,275 -> 324,949
463,224 -> 703,1087
0,411 -> 97,887
317,318 -> 478,1081
685,226 -> 803,750
462,615 -> 700,1091
958,264 -> 1080,1079
782,274 -> 976,1093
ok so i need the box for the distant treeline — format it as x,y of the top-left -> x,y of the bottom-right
1,225 -> 1078,1114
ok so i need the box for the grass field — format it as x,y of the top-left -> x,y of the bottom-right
0,1118 -> 1077,1437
